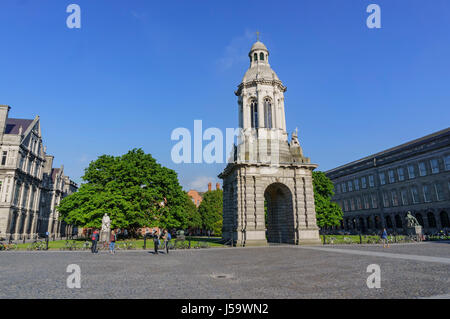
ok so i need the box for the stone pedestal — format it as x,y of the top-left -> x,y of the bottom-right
406,226 -> 422,236
100,229 -> 110,242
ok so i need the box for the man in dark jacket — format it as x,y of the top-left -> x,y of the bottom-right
91,229 -> 99,254
153,230 -> 160,255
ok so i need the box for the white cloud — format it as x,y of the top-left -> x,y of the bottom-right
217,30 -> 255,71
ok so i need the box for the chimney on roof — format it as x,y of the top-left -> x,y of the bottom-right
0,105 -> 11,139
208,182 -> 212,192
216,183 -> 220,190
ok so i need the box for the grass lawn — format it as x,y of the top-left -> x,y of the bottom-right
9,236 -> 226,251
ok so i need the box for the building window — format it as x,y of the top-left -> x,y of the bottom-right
430,159 -> 439,174
418,162 -> 427,176
250,100 -> 258,128
423,185 -> 432,202
347,181 -> 353,192
354,179 -> 360,191
260,52 -> 264,61
350,198 -> 355,211
401,189 -> 408,205
397,167 -> 405,181
342,183 -> 347,193
253,53 -> 257,61
363,195 -> 370,209
361,177 -> 367,189
434,183 -> 444,201
391,190 -> 399,206
411,186 -> 419,204
388,170 -> 395,183
369,175 -> 375,187
407,164 -> 415,179
356,197 -> 362,210
1,151 -> 7,166
344,200 -> 349,212
383,192 -> 390,207
444,155 -> 450,171
371,194 -> 378,209
264,98 -> 272,128
336,184 -> 341,194
379,172 -> 386,185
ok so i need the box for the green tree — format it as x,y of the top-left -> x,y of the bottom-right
184,193 -> 202,230
57,149 -> 187,233
312,171 -> 343,229
198,189 -> 223,235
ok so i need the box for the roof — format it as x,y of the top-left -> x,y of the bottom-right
250,41 -> 268,52
325,127 -> 450,176
242,64 -> 280,82
4,118 -> 34,135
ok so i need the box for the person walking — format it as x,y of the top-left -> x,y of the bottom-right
381,228 -> 389,248
109,230 -> 116,254
153,230 -> 160,255
163,229 -> 171,254
91,229 -> 99,254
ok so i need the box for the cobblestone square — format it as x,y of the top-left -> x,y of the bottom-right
0,242 -> 449,299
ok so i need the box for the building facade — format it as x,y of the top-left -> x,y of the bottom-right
219,40 -> 321,246
0,105 -> 77,240
326,128 -> 450,235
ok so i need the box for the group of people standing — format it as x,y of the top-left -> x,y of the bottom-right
149,229 -> 171,255
89,228 -> 170,254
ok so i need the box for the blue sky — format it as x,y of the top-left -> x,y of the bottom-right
0,0 -> 449,191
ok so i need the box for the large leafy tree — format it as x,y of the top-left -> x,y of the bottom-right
184,193 -> 202,230
198,189 -> 223,235
57,149 -> 187,232
312,171 -> 343,229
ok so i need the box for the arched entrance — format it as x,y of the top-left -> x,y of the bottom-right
264,183 -> 295,244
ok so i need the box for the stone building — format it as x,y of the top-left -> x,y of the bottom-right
326,128 -> 450,234
0,105 -> 77,240
219,39 -> 321,246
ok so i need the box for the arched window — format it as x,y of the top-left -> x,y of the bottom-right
264,98 -> 272,128
395,215 -> 402,228
260,52 -> 264,61
440,211 -> 449,228
253,53 -> 258,61
427,212 -> 436,228
385,216 -> 393,228
250,100 -> 258,128
415,213 -> 424,226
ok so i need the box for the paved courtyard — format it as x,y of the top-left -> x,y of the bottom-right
0,242 -> 449,299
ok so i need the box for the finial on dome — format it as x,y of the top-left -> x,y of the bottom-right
256,31 -> 260,41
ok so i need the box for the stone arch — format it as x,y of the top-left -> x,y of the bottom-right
440,211 -> 449,228
385,215 -> 393,229
427,212 -> 437,228
359,217 -> 365,232
395,214 -> 403,228
264,182 -> 295,244
415,212 -> 424,227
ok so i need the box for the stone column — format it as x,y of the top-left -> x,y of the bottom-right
257,90 -> 264,129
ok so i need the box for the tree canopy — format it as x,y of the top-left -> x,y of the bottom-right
57,149 -> 187,231
184,193 -> 202,230
312,171 -> 343,229
198,189 -> 223,235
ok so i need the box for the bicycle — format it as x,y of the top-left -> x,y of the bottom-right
28,241 -> 46,251
1,241 -> 18,251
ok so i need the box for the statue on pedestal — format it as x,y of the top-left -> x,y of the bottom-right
100,213 -> 111,242
405,211 -> 422,237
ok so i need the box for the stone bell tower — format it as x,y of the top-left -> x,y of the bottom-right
219,37 -> 321,246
